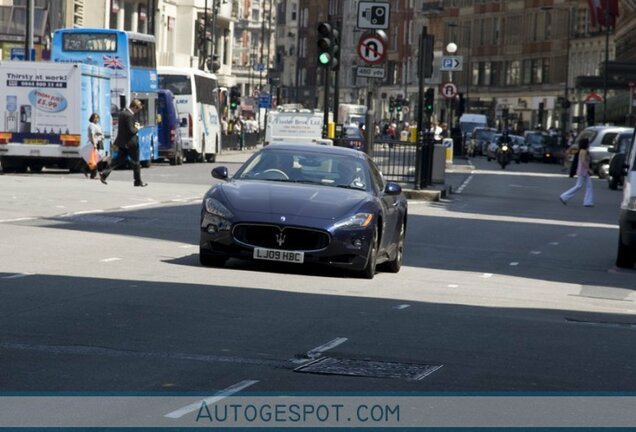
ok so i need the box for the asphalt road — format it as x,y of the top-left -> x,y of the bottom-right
0,153 -> 635,394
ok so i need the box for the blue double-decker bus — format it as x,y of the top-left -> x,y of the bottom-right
50,28 -> 159,166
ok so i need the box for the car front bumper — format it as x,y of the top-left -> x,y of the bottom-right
199,214 -> 372,270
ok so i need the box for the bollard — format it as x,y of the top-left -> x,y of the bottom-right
443,138 -> 454,165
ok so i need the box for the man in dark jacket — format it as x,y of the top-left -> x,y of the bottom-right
100,99 -> 147,187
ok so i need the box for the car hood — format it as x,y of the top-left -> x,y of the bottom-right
215,180 -> 370,220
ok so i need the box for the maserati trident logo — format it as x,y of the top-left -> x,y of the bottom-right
276,233 -> 286,247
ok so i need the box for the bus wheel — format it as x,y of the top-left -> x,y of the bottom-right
198,136 -> 205,162
28,163 -> 44,173
205,154 -> 216,163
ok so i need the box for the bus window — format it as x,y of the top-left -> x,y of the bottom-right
158,75 -> 192,95
133,97 -> 157,128
62,33 -> 117,51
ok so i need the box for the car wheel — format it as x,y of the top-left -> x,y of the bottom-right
199,248 -> 227,267
616,236 -> 636,269
359,226 -> 378,279
381,220 -> 404,273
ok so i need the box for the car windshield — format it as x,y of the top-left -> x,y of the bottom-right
235,149 -> 369,191
344,127 -> 363,139
474,129 -> 496,141
526,133 -> 547,145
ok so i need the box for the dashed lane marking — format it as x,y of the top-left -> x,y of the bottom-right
164,380 -> 259,419
99,257 -> 122,263
510,262 -> 519,266
393,304 -> 411,310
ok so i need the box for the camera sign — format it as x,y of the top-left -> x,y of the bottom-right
357,1 -> 390,30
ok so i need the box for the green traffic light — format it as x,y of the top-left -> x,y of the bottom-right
318,52 -> 330,65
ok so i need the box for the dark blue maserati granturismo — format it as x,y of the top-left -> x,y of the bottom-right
199,143 -> 407,279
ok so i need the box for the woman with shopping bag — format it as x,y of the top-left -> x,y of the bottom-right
80,113 -> 104,179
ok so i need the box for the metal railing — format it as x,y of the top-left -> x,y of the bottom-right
334,138 -> 418,186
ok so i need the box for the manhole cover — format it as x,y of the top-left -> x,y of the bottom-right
56,214 -> 125,224
294,357 -> 442,381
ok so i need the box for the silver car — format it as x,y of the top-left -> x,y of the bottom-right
573,126 -> 633,177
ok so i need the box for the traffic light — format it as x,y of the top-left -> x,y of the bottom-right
317,22 -> 339,70
396,96 -> 403,112
457,93 -> 466,115
389,96 -> 395,113
424,88 -> 435,115
229,85 -> 240,111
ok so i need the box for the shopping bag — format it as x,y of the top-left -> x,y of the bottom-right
79,144 -> 102,170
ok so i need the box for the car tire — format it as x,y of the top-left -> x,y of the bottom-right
616,236 -> 636,269
380,220 -> 404,273
199,248 -> 227,267
359,226 -> 378,279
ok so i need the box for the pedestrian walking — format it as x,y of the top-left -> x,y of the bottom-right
559,137 -> 594,207
81,113 -> 104,179
99,99 -> 147,187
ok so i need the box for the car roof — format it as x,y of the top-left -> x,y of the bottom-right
263,143 -> 366,159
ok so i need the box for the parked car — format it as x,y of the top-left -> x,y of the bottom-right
572,126 -> 633,178
469,127 -> 497,156
607,130 -> 634,190
617,131 -> 636,268
157,89 -> 183,166
199,143 -> 408,279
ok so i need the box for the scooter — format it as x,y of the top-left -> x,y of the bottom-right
497,143 -> 512,169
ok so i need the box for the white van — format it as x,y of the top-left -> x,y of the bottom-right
265,110 -> 331,146
617,131 -> 636,268
458,113 -> 488,137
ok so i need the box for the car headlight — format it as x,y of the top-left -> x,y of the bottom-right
204,198 -> 233,219
333,213 -> 373,229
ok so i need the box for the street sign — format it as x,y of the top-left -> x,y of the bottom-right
357,33 -> 387,65
441,56 -> 463,71
357,1 -> 390,30
258,93 -> 272,109
440,82 -> 458,99
10,48 -> 24,60
357,66 -> 385,79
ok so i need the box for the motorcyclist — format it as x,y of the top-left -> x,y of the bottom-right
497,130 -> 512,147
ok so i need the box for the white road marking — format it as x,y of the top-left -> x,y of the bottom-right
179,245 -> 197,249
120,202 -> 158,209
0,217 -> 35,223
568,233 -> 578,237
1,273 -> 34,279
307,337 -> 348,358
447,284 -> 459,288
164,380 -> 259,419
99,257 -> 122,263
530,251 -> 542,255
455,174 -> 474,194
393,304 -> 411,310
549,242 -> 560,246
510,262 -> 519,266
480,273 -> 493,278
80,200 -> 88,203
70,210 -> 105,216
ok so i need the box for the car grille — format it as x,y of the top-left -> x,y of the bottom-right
233,224 -> 330,251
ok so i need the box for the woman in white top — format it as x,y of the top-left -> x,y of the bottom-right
85,113 -> 104,179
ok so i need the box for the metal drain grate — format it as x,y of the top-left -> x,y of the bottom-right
294,357 -> 443,381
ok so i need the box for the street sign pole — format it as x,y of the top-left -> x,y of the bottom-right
323,67 -> 330,139
365,79 -> 375,157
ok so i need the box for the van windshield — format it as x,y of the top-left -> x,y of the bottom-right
473,129 -> 496,141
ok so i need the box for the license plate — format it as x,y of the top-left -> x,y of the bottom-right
29,149 -> 40,156
253,248 -> 304,263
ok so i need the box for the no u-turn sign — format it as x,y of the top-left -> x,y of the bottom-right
440,82 -> 458,99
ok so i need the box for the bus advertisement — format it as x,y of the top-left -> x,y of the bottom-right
50,28 -> 159,166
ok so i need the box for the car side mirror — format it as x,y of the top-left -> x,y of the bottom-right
211,166 -> 229,180
180,118 -> 188,128
384,182 -> 402,195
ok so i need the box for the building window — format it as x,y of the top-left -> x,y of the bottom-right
506,60 -> 521,85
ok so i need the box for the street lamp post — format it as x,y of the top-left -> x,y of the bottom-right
447,22 -> 470,114
446,42 -> 457,129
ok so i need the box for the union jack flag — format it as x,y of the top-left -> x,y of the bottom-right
103,55 -> 124,70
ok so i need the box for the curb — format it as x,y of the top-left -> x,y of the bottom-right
403,185 -> 452,201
